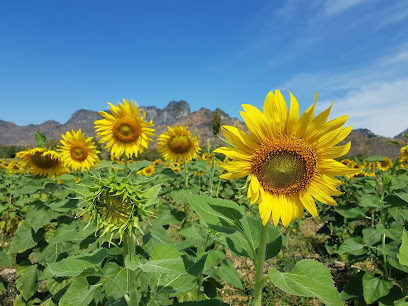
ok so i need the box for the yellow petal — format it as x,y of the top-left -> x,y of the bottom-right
299,190 -> 317,217
286,91 -> 299,136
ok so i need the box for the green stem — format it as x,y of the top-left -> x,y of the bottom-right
209,157 -> 216,195
382,233 -> 389,279
124,230 -> 138,306
183,158 -> 188,188
253,223 -> 268,306
124,154 -> 129,175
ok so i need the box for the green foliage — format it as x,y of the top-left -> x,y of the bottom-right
268,260 -> 343,306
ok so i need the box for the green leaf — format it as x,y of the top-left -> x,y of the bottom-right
362,271 -> 393,304
59,277 -> 101,306
396,192 -> 408,204
15,264 -> 38,300
0,282 -> 6,292
337,236 -> 367,256
173,299 -> 230,305
398,229 -> 408,267
142,225 -> 172,255
35,131 -> 48,148
336,206 -> 366,219
216,259 -> 243,289
140,244 -> 185,274
25,201 -> 60,231
390,208 -> 408,226
125,254 -> 140,270
184,192 -> 244,234
48,248 -> 108,277
340,272 -> 363,300
0,247 -> 12,267
34,240 -> 73,264
365,155 -> 385,162
268,259 -> 343,306
9,223 -> 45,253
376,222 -> 403,242
387,141 -> 402,147
101,262 -> 128,299
362,227 -> 382,247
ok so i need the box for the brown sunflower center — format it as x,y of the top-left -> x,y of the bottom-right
252,137 -> 316,195
97,195 -> 129,225
169,135 -> 191,154
31,151 -> 59,169
112,117 -> 141,143
70,142 -> 89,161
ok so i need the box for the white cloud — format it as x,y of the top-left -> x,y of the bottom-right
324,0 -> 366,15
318,80 -> 408,137
380,49 -> 408,65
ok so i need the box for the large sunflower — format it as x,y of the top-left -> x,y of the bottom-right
58,129 -> 100,172
16,148 -> 66,177
215,90 -> 358,227
95,99 -> 155,159
157,126 -> 201,162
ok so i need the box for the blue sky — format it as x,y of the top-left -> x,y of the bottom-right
1,0 -> 408,137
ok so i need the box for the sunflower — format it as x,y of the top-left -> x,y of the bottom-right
95,99 -> 155,159
377,157 -> 393,171
215,90 -> 358,227
157,125 -> 201,162
58,129 -> 100,172
141,165 -> 155,176
16,148 -> 67,177
399,145 -> 408,162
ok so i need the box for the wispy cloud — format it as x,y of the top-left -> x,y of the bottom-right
318,80 -> 408,138
380,49 -> 408,65
324,0 -> 366,16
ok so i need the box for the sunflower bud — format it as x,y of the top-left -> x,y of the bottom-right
78,171 -> 160,241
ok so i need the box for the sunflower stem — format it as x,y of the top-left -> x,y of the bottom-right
253,223 -> 268,306
124,230 -> 138,306
183,158 -> 189,188
124,155 -> 129,175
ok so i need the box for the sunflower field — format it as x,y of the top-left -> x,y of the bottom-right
1,92 -> 408,306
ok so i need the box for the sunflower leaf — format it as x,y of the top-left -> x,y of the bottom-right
268,259 -> 343,306
35,131 -> 48,148
398,229 -> 408,267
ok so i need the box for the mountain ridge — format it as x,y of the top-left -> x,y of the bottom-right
0,101 -> 406,159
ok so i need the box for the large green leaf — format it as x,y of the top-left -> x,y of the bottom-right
59,277 -> 102,306
48,248 -> 108,277
398,229 -> 408,267
15,264 -> 38,300
216,259 -> 243,289
376,222 -> 403,242
34,240 -> 73,264
142,225 -> 172,255
9,223 -> 45,253
184,192 -> 244,234
0,247 -> 12,267
337,236 -> 367,256
140,244 -> 185,274
362,271 -> 393,304
173,299 -> 230,305
125,254 -> 141,270
268,259 -> 343,306
101,262 -> 128,300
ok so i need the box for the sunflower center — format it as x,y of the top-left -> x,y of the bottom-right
70,142 -> 89,161
31,152 -> 59,169
113,117 -> 141,143
97,195 -> 129,225
252,137 -> 316,195
169,135 -> 191,154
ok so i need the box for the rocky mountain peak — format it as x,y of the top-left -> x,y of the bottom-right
66,109 -> 102,124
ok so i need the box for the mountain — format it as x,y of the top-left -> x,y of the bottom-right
0,101 -> 239,149
0,101 -> 406,159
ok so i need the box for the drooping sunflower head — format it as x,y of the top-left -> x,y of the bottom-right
16,148 -> 67,177
157,125 -> 201,162
215,90 -> 359,227
95,99 -> 155,159
58,129 -> 100,172
79,172 -> 161,240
